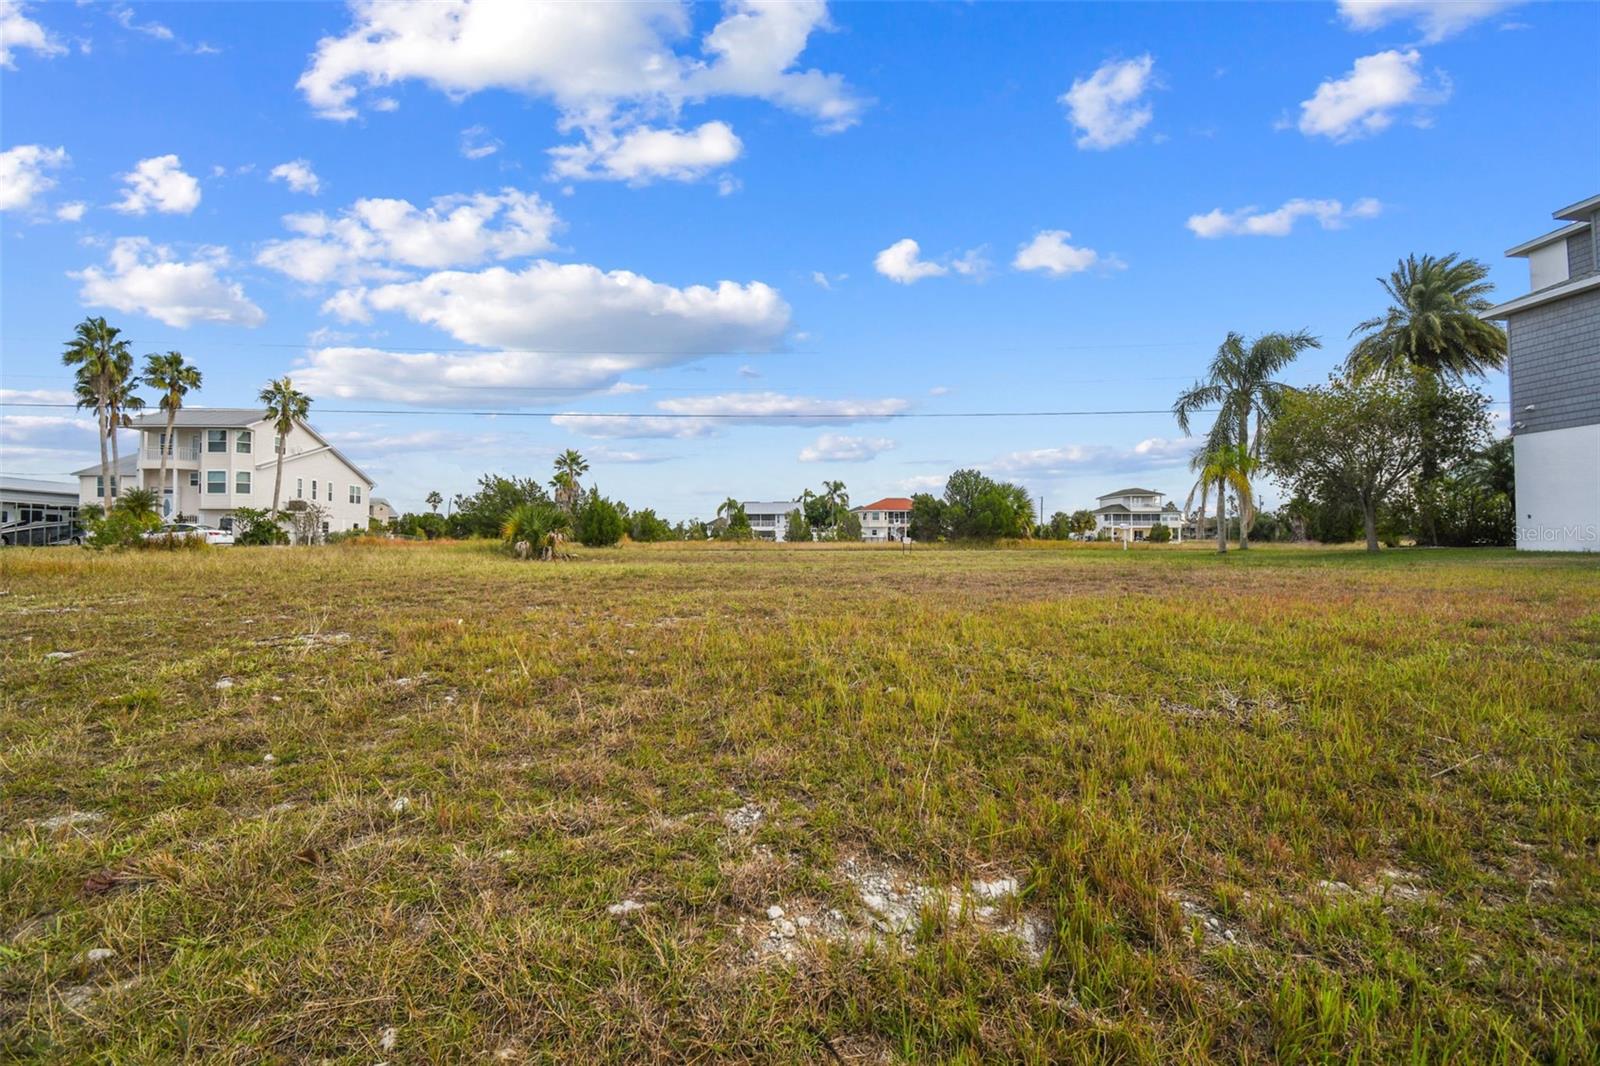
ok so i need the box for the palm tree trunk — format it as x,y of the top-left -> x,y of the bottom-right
159,407 -> 175,519
108,406 -> 122,507
271,432 -> 285,514
1215,475 -> 1227,554
96,397 -> 111,511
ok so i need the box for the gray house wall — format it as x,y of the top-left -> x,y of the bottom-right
1568,228 -> 1596,279
1507,285 -> 1600,435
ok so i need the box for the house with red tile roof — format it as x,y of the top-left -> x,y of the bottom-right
851,497 -> 913,541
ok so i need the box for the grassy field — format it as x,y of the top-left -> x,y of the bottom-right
3,540 -> 1598,1063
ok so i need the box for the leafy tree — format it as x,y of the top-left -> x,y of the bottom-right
629,508 -> 674,542
452,475 -> 550,538
1266,372 -> 1491,552
716,497 -> 752,540
1069,509 -> 1096,537
232,507 -> 290,545
141,350 -> 201,520
425,490 -> 443,513
938,470 -> 1032,539
1146,522 -> 1173,543
1173,330 -> 1319,548
283,500 -> 329,545
784,508 -> 810,542
86,508 -> 161,549
575,490 -> 625,546
1345,254 -> 1506,544
907,494 -> 946,542
62,317 -> 133,511
397,512 -> 450,539
259,377 -> 311,516
116,486 -> 160,520
830,509 -> 863,541
678,518 -> 710,541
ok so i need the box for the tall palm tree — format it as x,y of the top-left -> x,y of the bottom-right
1346,254 -> 1506,382
1173,330 -> 1319,549
1186,444 -> 1257,554
1346,254 -> 1505,544
551,449 -> 589,511
821,480 -> 848,516
717,496 -> 742,520
103,353 -> 144,504
259,376 -> 311,515
62,317 -> 132,510
141,351 -> 202,519
425,490 -> 443,513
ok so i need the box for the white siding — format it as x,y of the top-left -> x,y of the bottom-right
1515,424 -> 1600,552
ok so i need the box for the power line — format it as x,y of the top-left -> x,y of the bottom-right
0,401 -> 1216,419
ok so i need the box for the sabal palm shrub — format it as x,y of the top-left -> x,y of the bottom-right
502,501 -> 570,559
115,486 -> 160,519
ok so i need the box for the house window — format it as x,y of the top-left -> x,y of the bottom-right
274,435 -> 284,454
348,485 -> 362,504
189,471 -> 200,488
236,430 -> 252,453
219,516 -> 234,532
207,470 -> 226,494
207,430 -> 227,453
321,521 -> 330,534
235,471 -> 251,494
311,479 -> 317,501
296,478 -> 303,499
95,476 -> 120,498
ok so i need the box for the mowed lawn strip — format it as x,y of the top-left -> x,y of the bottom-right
2,542 -> 1597,1062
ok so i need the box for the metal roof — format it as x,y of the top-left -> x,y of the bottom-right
71,454 -> 138,477
0,476 -> 80,498
128,407 -> 267,428
1097,487 -> 1162,499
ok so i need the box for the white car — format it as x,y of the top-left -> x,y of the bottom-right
143,523 -> 235,546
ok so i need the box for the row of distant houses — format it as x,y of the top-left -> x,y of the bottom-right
742,488 -> 1189,542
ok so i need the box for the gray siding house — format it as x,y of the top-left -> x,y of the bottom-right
1486,194 -> 1600,552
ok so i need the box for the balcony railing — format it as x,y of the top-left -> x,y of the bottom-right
143,444 -> 202,461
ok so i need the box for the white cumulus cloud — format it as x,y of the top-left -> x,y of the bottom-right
0,0 -> 65,67
295,262 -> 791,404
257,187 -> 561,284
296,0 -> 863,183
55,200 -> 87,221
0,144 -> 68,212
459,125 -> 502,160
269,158 -> 322,195
874,238 -> 945,284
990,436 -> 1199,477
1337,1 -> 1521,43
552,391 -> 907,440
1297,49 -> 1448,142
73,237 -> 265,328
549,121 -> 743,184
1060,55 -> 1156,150
798,433 -> 895,463
114,154 -> 201,214
1012,230 -> 1115,276
1186,197 -> 1382,238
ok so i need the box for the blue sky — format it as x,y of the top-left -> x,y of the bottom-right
2,0 -> 1595,520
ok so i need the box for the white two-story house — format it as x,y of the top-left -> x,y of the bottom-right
1091,487 -> 1184,541
75,408 -> 374,537
741,500 -> 800,541
851,497 -> 912,541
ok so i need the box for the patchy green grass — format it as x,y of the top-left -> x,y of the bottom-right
3,540 -> 1598,1063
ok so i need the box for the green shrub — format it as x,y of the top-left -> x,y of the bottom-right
502,501 -> 570,555
233,507 -> 289,546
575,493 -> 625,547
86,509 -> 161,549
1147,523 -> 1173,543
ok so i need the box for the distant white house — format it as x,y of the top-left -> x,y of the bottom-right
75,407 -> 375,537
1,476 -> 80,546
369,497 -> 397,525
741,500 -> 799,541
1091,487 -> 1184,541
850,496 -> 912,541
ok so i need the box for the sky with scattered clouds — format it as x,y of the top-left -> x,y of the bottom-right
1,0 -> 1593,518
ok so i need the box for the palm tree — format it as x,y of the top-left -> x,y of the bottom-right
115,486 -> 160,520
717,496 -> 742,520
1185,444 -> 1257,554
425,490 -> 443,513
62,317 -> 132,511
1346,254 -> 1506,383
142,351 -> 202,519
1174,330 -> 1319,549
551,449 -> 589,511
258,376 -> 311,515
1346,254 -> 1506,545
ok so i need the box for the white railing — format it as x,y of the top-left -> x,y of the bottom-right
143,444 -> 202,461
